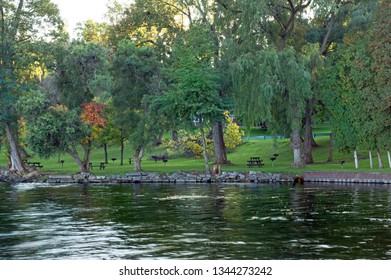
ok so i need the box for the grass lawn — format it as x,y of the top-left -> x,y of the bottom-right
0,124 -> 390,175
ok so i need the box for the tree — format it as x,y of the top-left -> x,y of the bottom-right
107,0 -> 233,165
231,0 -> 312,167
321,0 -> 388,169
95,103 -> 130,165
56,41 -> 111,108
16,91 -> 97,172
111,40 -> 161,171
0,0 -> 63,173
194,0 -> 242,165
302,0 -> 378,164
76,20 -> 109,44
47,41 -> 111,171
154,24 -> 225,171
369,0 -> 391,168
106,0 -> 185,52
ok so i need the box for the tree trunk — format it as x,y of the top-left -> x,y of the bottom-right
303,100 -> 315,164
66,146 -> 87,172
19,145 -> 30,160
65,144 -> 91,173
377,148 -> 383,169
290,129 -> 304,168
278,38 -> 287,52
354,150 -> 359,169
133,146 -> 144,171
81,144 -> 92,172
5,122 -> 26,173
369,151 -> 373,169
104,143 -> 108,164
170,129 -> 178,141
155,129 -> 164,145
120,139 -> 124,166
388,151 -> 391,168
327,132 -> 333,163
5,148 -> 11,169
200,128 -> 210,172
213,121 -> 228,165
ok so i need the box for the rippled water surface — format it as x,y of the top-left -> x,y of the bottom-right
1,182 -> 391,259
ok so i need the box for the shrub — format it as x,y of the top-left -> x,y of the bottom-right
164,130 -> 213,158
223,111 -> 244,151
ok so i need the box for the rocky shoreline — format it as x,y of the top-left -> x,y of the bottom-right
0,169 -> 290,184
1,169 -> 390,185
43,171 -> 289,184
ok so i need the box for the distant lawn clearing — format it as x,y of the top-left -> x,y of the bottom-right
1,134 -> 389,176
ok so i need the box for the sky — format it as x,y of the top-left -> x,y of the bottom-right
51,0 -> 113,37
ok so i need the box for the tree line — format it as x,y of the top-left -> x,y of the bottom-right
0,0 -> 390,173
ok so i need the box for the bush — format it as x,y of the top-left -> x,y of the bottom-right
223,111 -> 245,151
163,130 -> 213,158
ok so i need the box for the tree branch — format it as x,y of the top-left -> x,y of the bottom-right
215,0 -> 242,14
159,0 -> 191,18
136,39 -> 157,47
287,0 -> 296,13
0,0 -> 5,45
320,11 -> 335,55
9,0 -> 25,41
300,0 -> 312,9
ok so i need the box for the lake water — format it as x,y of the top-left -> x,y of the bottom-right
1,182 -> 391,260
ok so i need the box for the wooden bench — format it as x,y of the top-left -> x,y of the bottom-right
247,157 -> 264,168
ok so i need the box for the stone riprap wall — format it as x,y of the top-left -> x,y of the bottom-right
303,172 -> 391,184
44,171 -> 291,184
1,169 -> 390,184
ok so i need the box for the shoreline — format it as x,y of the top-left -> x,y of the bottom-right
1,169 -> 391,185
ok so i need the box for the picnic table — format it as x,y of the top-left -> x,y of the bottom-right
26,161 -> 43,168
247,157 -> 264,168
89,162 -> 106,170
149,155 -> 169,163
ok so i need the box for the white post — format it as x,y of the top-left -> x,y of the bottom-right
388,151 -> 391,169
369,151 -> 373,169
377,149 -> 384,169
354,150 -> 359,169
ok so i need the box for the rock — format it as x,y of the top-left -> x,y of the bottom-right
47,175 -> 74,183
73,173 -> 90,184
1,168 -> 287,185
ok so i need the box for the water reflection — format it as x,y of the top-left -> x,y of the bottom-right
1,182 -> 391,259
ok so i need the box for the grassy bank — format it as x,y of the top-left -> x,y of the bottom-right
1,133 -> 389,176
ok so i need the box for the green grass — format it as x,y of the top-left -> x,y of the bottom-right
1,124 -> 390,175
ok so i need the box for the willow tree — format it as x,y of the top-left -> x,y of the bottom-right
231,0 -> 312,167
0,0 -> 63,173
